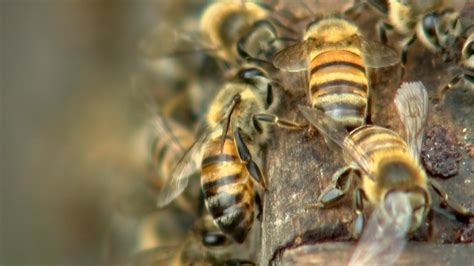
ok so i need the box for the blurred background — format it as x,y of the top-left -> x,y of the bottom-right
1,1 -> 205,265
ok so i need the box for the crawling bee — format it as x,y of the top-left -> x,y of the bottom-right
129,203 -> 257,266
300,81 -> 474,246
273,17 -> 399,130
157,67 -> 302,243
439,31 -> 474,101
200,0 -> 292,68
345,0 -> 464,76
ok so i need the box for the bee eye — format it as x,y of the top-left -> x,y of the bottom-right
237,67 -> 266,80
468,41 -> 474,57
201,231 -> 227,246
423,14 -> 437,37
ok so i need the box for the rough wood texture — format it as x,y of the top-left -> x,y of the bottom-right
258,4 -> 474,265
280,242 -> 474,266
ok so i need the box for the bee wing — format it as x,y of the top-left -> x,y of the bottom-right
272,39 -> 316,72
156,126 -> 210,208
348,192 -> 412,266
150,116 -> 191,156
298,105 -> 374,178
361,40 -> 400,68
139,23 -> 213,60
394,81 -> 428,161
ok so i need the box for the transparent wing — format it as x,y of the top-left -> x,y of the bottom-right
394,81 -> 428,161
139,23 -> 213,60
298,105 -> 374,178
149,116 -> 194,184
150,116 -> 191,156
348,192 -> 412,266
272,39 -> 315,72
361,39 -> 400,68
156,126 -> 210,208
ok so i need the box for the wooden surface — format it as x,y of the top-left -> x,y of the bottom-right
257,4 -> 474,265
280,242 -> 474,266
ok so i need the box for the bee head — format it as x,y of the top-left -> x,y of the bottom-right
421,10 -> 462,59
304,17 -> 358,43
236,67 -> 272,96
383,188 -> 430,233
201,231 -> 229,247
378,159 -> 418,187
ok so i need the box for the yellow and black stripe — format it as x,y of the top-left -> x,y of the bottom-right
349,125 -> 410,171
200,135 -> 254,243
309,49 -> 368,130
350,125 -> 408,158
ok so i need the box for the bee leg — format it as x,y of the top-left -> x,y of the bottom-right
400,34 -> 417,80
252,113 -> 307,130
426,208 -> 435,241
437,73 -> 463,103
377,20 -> 393,45
305,166 -> 355,209
353,188 -> 367,238
429,179 -> 474,222
234,127 -> 267,190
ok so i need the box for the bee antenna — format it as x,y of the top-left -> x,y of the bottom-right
219,94 -> 241,153
299,0 -> 317,18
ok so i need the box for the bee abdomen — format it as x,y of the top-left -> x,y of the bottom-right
350,125 -> 408,159
310,50 -> 368,129
201,137 -> 254,243
204,186 -> 254,243
214,202 -> 253,243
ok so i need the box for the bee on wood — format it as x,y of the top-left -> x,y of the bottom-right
199,0 -> 296,69
273,17 -> 399,130
300,81 -> 474,263
157,66 -> 303,243
129,206 -> 257,266
345,0 -> 465,77
439,30 -> 474,101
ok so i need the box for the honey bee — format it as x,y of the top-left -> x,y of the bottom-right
157,66 -> 303,243
129,201 -> 254,265
345,0 -> 464,76
301,81 -> 474,243
439,31 -> 474,101
273,17 -> 399,130
200,0 -> 291,68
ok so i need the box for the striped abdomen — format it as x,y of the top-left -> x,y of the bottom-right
309,49 -> 368,130
348,126 -> 426,205
201,135 -> 254,243
150,120 -> 193,187
349,125 -> 409,167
